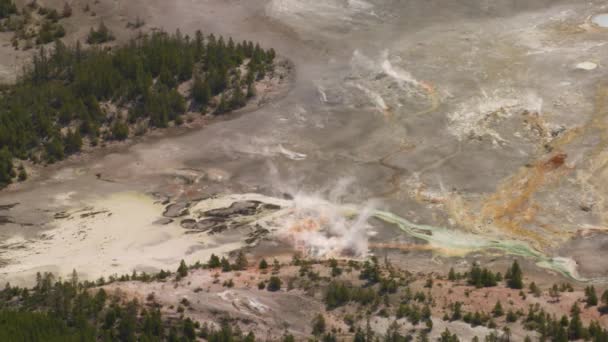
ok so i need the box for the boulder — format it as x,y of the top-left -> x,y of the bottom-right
163,202 -> 190,218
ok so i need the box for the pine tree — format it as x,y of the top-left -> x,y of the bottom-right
0,0 -> 16,19
267,276 -> 282,292
234,251 -> 248,271
568,303 -> 584,340
311,314 -> 326,336
585,285 -> 598,306
258,258 -> 268,269
45,135 -> 65,162
246,81 -> 256,98
230,84 -> 246,109
529,282 -> 541,297
192,75 -> 210,107
602,290 -> 608,313
220,257 -> 231,272
208,254 -> 221,268
353,328 -> 366,342
216,94 -> 228,115
177,259 -> 188,278
448,267 -> 456,281
0,147 -> 14,185
111,121 -> 129,140
506,261 -> 524,289
159,66 -> 176,89
492,301 -> 504,317
506,309 -> 517,323
17,165 -> 27,182
64,129 -> 83,155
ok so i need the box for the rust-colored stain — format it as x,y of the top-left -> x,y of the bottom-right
545,153 -> 567,170
477,152 -> 572,248
467,85 -> 608,249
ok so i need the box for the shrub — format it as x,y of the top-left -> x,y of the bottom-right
267,276 -> 281,292
87,21 -> 114,44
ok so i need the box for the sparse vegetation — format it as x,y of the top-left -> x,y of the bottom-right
86,21 -> 114,44
1,257 -> 608,341
0,0 -> 17,19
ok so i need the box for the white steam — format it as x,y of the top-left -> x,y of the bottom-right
272,190 -> 376,258
223,177 -> 378,258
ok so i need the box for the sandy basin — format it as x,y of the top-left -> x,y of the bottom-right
0,192 -> 242,286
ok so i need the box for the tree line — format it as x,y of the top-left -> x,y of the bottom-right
0,28 -> 276,187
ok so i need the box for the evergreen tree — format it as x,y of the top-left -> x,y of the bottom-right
0,147 -> 14,185
111,121 -> 129,140
506,261 -> 524,289
568,303 -> 584,340
311,314 -> 326,336
177,259 -> 188,278
448,267 -> 456,281
87,21 -> 115,44
324,281 -> 351,309
529,282 -> 541,297
159,65 -> 176,89
192,75 -> 211,107
585,285 -> 598,306
267,276 -> 282,292
601,290 -> 608,314
492,301 -> 504,317
215,94 -> 229,115
208,254 -> 221,268
64,129 -> 83,155
353,328 -> 366,342
17,165 -> 27,182
45,135 -> 65,163
230,84 -> 246,110
220,257 -> 231,272
467,264 -> 497,288
439,328 -> 459,342
0,0 -> 16,19
234,251 -> 248,271
246,81 -> 256,98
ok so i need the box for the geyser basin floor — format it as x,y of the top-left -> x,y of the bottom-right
2,0 -> 608,287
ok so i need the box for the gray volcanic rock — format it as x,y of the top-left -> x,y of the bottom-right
208,224 -> 228,235
163,202 -> 190,218
0,203 -> 18,211
203,201 -> 261,218
245,225 -> 270,244
0,215 -> 13,224
197,218 -> 224,231
180,219 -> 198,229
153,218 -> 174,225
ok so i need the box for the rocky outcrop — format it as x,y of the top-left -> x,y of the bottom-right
153,218 -> 174,225
203,201 -> 262,218
163,202 -> 190,218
